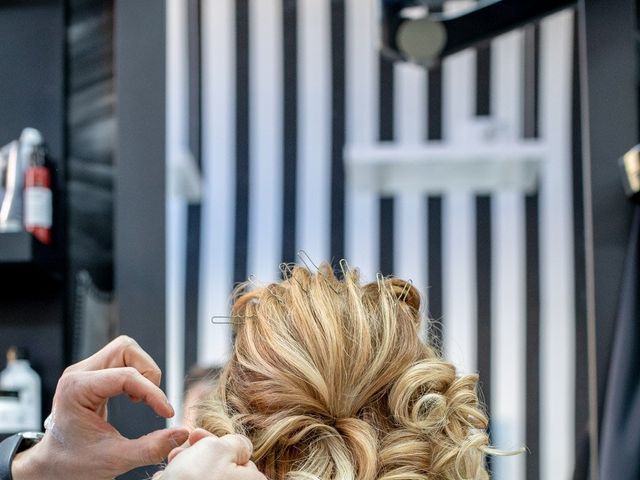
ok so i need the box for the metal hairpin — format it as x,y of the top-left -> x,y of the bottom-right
399,279 -> 413,302
210,315 -> 250,325
279,261 -> 293,278
338,258 -> 351,279
297,250 -> 320,271
298,250 -> 341,294
279,262 -> 308,293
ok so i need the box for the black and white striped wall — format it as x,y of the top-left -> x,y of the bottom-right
165,1 -> 579,479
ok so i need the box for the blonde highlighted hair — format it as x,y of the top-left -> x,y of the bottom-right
197,264 -> 491,479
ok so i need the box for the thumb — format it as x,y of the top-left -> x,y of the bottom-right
188,428 -> 215,445
215,434 -> 254,465
119,427 -> 190,470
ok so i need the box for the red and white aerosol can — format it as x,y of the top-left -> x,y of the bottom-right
23,143 -> 52,245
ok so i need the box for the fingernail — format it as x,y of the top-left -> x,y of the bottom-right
239,435 -> 254,454
170,428 -> 190,442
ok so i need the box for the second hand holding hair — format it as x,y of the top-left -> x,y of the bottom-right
160,429 -> 266,480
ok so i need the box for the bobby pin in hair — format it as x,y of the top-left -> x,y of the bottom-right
399,279 -> 413,302
376,272 -> 386,292
279,261 -> 291,279
210,315 -> 251,325
297,249 -> 320,271
279,262 -> 308,293
298,250 -> 341,294
338,258 -> 351,279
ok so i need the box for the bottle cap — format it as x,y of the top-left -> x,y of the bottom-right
6,346 -> 29,362
19,128 -> 43,146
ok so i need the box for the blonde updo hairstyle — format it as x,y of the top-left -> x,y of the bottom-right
196,263 -> 490,479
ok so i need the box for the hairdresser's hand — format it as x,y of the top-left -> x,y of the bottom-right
11,335 -> 190,480
161,429 -> 267,480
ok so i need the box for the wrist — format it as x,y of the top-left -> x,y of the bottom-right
11,442 -> 47,480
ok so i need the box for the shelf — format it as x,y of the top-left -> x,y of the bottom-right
0,231 -> 34,262
345,141 -> 544,196
0,231 -> 60,269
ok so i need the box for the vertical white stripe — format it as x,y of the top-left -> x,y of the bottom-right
166,0 -> 188,426
199,0 -> 235,366
394,62 -> 427,331
166,202 -> 187,425
345,0 -> 378,281
540,10 -> 575,479
442,192 -> 476,374
297,0 -> 331,262
441,0 -> 477,376
248,0 -> 283,282
491,30 -> 526,480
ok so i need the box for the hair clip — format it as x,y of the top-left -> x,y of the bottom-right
297,250 -> 320,272
338,258 -> 351,279
298,250 -> 341,294
210,315 -> 250,325
279,262 -> 308,293
279,262 -> 292,279
399,279 -> 413,302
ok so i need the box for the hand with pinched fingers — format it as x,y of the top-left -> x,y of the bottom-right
159,429 -> 267,480
11,335 -> 190,480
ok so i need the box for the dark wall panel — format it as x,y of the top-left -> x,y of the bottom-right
577,0 -> 637,455
113,1 -> 166,477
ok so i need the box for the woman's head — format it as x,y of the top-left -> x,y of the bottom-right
198,263 -> 489,479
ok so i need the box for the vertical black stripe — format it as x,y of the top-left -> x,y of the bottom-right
330,0 -> 345,263
572,13 -> 590,480
379,55 -> 394,275
475,39 -> 493,474
476,194 -> 493,475
234,0 -> 250,284
523,24 -> 541,480
523,26 -> 540,139
379,198 -> 395,275
475,196 -> 492,413
184,207 -> 201,368
281,0 -> 297,264
427,63 -> 443,349
184,0 -> 202,372
427,197 -> 443,348
188,0 -> 202,171
524,193 -> 541,480
427,67 -> 443,141
475,44 -> 492,117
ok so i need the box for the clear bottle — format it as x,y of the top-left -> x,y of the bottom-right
0,390 -> 23,434
0,347 -> 41,431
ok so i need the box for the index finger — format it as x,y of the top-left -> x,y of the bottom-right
66,336 -> 162,386
70,367 -> 173,418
